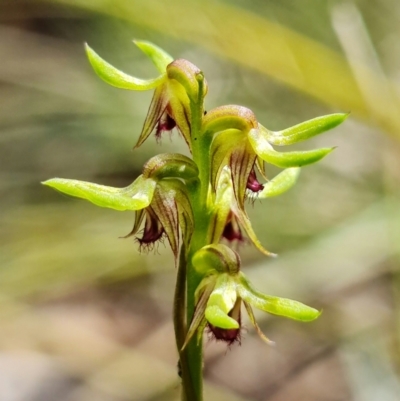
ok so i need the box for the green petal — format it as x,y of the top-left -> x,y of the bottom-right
183,277 -> 216,350
209,129 -> 244,191
209,167 -> 234,243
135,85 -> 168,148
150,181 -> 180,259
249,128 -> 334,168
175,183 -> 195,249
229,140 -> 256,209
235,205 -> 277,257
42,175 -> 156,211
166,80 -> 192,149
258,168 -> 300,198
122,209 -> 146,238
205,274 -> 239,329
85,43 -> 165,90
243,301 -> 274,345
133,40 -> 173,73
261,113 -> 348,146
237,272 -> 321,322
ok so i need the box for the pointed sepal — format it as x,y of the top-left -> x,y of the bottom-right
133,40 -> 173,73
85,43 -> 165,90
205,273 -> 239,329
257,168 -> 300,198
237,272 -> 321,322
234,203 -> 277,257
42,175 -> 156,211
262,113 -> 348,146
243,301 -> 275,345
208,167 -> 234,243
182,275 -> 217,350
248,128 -> 334,168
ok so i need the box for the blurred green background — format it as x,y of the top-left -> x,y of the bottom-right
1,0 -> 400,400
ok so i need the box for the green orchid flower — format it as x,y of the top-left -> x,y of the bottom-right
203,105 -> 347,209
200,105 -> 347,255
184,244 -> 320,347
43,154 -> 198,259
85,41 -> 207,151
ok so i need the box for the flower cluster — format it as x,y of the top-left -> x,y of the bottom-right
43,41 -> 346,348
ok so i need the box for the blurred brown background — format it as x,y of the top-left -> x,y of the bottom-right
1,0 -> 400,400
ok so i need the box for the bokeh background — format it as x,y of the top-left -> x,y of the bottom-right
1,0 -> 400,400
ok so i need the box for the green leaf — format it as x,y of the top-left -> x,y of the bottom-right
262,113 -> 348,146
237,273 -> 321,322
85,43 -> 165,90
42,175 -> 156,211
258,168 -> 300,198
133,40 -> 173,73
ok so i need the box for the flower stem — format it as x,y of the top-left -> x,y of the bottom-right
174,72 -> 211,401
174,243 -> 199,401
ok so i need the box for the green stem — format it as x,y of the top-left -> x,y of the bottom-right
175,72 -> 212,401
174,244 -> 198,401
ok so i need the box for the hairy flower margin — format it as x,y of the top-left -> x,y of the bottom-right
43,41 -> 347,346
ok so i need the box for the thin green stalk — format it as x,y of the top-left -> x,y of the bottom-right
176,73 -> 212,401
174,243 -> 199,401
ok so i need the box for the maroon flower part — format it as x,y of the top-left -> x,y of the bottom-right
208,298 -> 242,345
136,207 -> 165,250
123,179 -> 194,260
222,211 -> 244,243
246,168 -> 264,193
155,109 -> 177,141
135,59 -> 207,151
